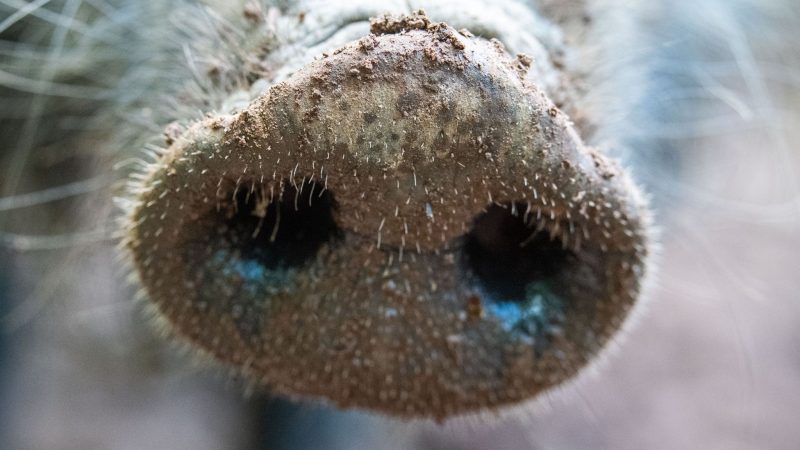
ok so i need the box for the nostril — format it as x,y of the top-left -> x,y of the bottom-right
176,178 -> 339,339
218,179 -> 339,270
462,203 -> 575,347
188,179 -> 340,298
463,203 -> 571,300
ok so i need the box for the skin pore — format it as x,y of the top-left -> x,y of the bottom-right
1,0 -> 799,448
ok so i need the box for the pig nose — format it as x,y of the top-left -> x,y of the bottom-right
124,11 -> 652,421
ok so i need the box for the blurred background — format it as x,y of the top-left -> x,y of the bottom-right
1,0 -> 799,448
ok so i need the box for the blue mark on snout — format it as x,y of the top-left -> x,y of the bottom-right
201,249 -> 299,339
212,250 -> 296,297
483,281 -> 565,348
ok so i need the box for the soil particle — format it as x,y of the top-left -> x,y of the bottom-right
517,53 -> 533,68
370,10 -> 432,35
370,10 -> 465,52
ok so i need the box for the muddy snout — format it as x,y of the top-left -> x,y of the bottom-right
125,11 -> 651,420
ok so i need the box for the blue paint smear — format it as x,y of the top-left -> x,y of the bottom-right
212,250 -> 296,297
483,281 -> 564,345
